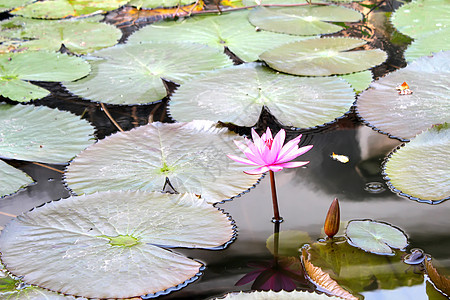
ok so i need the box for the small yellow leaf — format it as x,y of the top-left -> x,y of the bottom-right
331,152 -> 349,163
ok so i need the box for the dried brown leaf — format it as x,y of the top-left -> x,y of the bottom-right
425,258 -> 450,296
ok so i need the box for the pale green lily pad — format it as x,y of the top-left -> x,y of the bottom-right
356,51 -> 450,141
339,70 -> 372,93
248,6 -> 362,36
11,0 -> 128,19
128,0 -> 196,8
0,191 -> 234,299
0,51 -> 91,102
383,123 -> 450,204
65,121 -> 260,203
391,0 -> 449,39
345,219 -> 408,255
266,230 -> 310,257
0,0 -> 34,13
63,42 -> 233,105
260,37 -> 387,76
127,10 -> 307,62
215,290 -> 342,299
404,28 -> 450,62
0,160 -> 33,198
0,16 -> 121,55
168,63 -> 355,128
242,0 -> 326,5
0,104 -> 95,164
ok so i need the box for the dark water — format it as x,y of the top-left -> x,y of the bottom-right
1,1 -> 449,299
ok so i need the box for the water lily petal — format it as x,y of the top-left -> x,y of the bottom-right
278,145 -> 313,163
267,165 -> 284,172
271,129 -> 286,159
277,135 -> 303,161
234,140 -> 265,165
251,128 -> 265,156
227,154 -> 259,166
244,166 -> 270,174
277,161 -> 310,169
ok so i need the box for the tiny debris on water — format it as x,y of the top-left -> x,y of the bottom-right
396,82 -> 413,95
331,152 -> 349,163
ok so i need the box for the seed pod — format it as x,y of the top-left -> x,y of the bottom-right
324,198 -> 340,238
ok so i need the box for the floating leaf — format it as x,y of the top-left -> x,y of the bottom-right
383,124 -> 450,204
215,290 -> 342,299
63,42 -> 232,105
425,258 -> 450,297
0,104 -> 95,164
242,0 -> 325,5
65,121 -> 260,203
0,191 -> 234,299
301,248 -> 358,300
339,70 -> 372,93
404,28 -> 450,62
266,230 -> 310,257
0,0 -> 34,13
391,0 -> 449,39
127,10 -> 307,62
345,219 -> 408,255
356,51 -> 450,140
11,0 -> 128,19
0,16 -> 121,54
0,51 -> 91,102
260,37 -> 387,76
128,0 -> 196,8
169,63 -> 355,128
248,6 -> 362,36
0,160 -> 33,197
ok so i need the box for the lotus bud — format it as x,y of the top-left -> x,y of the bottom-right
324,198 -> 340,238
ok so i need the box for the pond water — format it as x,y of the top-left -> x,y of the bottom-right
0,1 -> 449,299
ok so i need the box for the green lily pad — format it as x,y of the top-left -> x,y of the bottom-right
304,239 -> 423,297
339,70 -> 372,93
63,42 -> 233,105
260,37 -> 387,76
242,0 -> 325,5
0,0 -> 34,13
168,63 -> 355,128
128,0 -> 196,8
383,123 -> 450,204
345,219 -> 408,255
356,51 -> 450,141
0,160 -> 33,198
11,0 -> 129,19
404,28 -> 450,62
65,121 -> 260,203
0,16 -> 121,55
0,51 -> 91,102
266,230 -> 311,257
0,103 -> 95,164
0,191 -> 234,299
127,10 -> 307,62
248,6 -> 362,36
391,0 -> 449,39
215,290 -> 342,299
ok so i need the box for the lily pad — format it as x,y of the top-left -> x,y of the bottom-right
404,28 -> 450,62
391,0 -> 449,39
65,121 -> 260,203
0,191 -> 234,299
248,6 -> 362,36
266,230 -> 311,257
215,290 -> 342,299
127,10 -> 307,62
0,51 -> 91,102
0,16 -> 122,55
0,160 -> 33,197
260,37 -> 387,76
0,103 -> 95,164
63,42 -> 233,105
168,63 -> 355,128
11,0 -> 129,19
0,0 -> 34,13
339,70 -> 372,93
128,0 -> 196,8
345,219 -> 408,255
382,124 -> 450,204
356,51 -> 450,141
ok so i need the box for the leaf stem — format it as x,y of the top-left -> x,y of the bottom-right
100,102 -> 124,132
269,170 -> 282,222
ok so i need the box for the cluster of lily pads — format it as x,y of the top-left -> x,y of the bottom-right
0,0 -> 449,299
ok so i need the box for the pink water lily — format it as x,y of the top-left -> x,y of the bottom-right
228,128 -> 313,175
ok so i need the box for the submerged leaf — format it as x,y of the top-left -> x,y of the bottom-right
0,191 -> 234,299
65,121 -> 260,203
345,219 -> 408,255
260,37 -> 387,76
215,290 -> 342,299
127,10 -> 307,62
0,104 -> 95,164
356,51 -> 450,140
63,42 -> 233,104
0,160 -> 33,197
128,0 -> 196,8
248,6 -> 362,36
266,230 -> 310,257
169,63 -> 355,128
383,123 -> 450,204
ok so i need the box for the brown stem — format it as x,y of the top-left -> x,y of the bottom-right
269,170 -> 282,222
273,219 -> 281,267
32,162 -> 64,174
100,103 -> 124,132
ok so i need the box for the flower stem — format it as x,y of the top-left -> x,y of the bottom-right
269,170 -> 282,222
